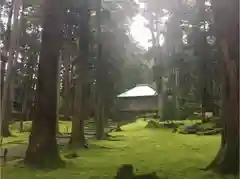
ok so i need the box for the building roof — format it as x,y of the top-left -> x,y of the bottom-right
117,84 -> 157,98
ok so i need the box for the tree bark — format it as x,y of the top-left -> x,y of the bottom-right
156,79 -> 164,120
1,0 -> 21,137
205,41 -> 239,174
24,0 -> 64,168
0,0 -> 14,103
17,7 -> 26,132
69,79 -> 87,148
95,1 -> 106,138
69,0 -> 90,148
69,63 -> 74,115
56,51 -> 61,134
0,61 -> 6,102
95,49 -> 106,139
96,98 -> 105,140
62,53 -> 71,119
206,0 -> 239,174
21,80 -> 34,131
21,56 -> 35,130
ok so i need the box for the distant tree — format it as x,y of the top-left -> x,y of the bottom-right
94,0 -> 138,139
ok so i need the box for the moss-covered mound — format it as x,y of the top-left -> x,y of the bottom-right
108,124 -> 123,133
196,128 -> 222,135
178,124 -> 201,134
115,164 -> 158,179
115,124 -> 123,132
64,152 -> 79,159
145,120 -> 161,129
159,123 -> 180,129
178,121 -> 222,135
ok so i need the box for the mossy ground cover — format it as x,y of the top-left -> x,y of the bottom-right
1,121 -> 72,147
2,120 -> 235,179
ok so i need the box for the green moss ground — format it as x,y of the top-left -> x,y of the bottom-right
2,120 -> 235,179
1,121 -> 72,147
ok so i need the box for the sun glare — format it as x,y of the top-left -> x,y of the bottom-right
130,15 -> 152,49
130,1 -> 166,49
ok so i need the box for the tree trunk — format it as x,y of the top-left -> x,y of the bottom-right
24,0 -> 64,168
1,89 -> 12,136
96,99 -> 104,140
1,0 -> 21,137
0,61 -> 5,102
69,0 -> 89,148
3,0 -> 14,53
69,79 -> 88,148
0,0 -> 14,103
95,0 -> 105,140
56,51 -> 61,134
157,79 -> 164,120
28,74 -> 38,121
69,63 -> 74,116
206,0 -> 239,174
23,55 -> 38,122
62,53 -> 71,119
205,41 -> 239,174
95,72 -> 106,140
96,83 -> 108,140
21,86 -> 27,132
21,60 -> 35,131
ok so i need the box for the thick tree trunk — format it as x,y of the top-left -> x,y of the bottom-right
24,0 -> 64,168
69,0 -> 89,148
3,0 -> 14,52
1,81 -> 13,137
95,71 -> 106,140
206,0 -> 239,174
1,0 -> 21,137
69,79 -> 87,148
1,90 -> 11,136
205,40 -> 239,175
195,0 -> 213,120
95,0 -> 105,140
1,0 -> 13,102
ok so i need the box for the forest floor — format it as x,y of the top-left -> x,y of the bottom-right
1,120 -> 235,179
0,120 -> 116,163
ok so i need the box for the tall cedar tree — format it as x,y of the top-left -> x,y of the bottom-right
24,0 -> 65,167
205,0 -> 239,174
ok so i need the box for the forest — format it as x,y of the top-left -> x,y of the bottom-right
0,0 -> 238,178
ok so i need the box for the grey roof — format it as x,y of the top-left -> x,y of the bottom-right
117,84 -> 157,98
